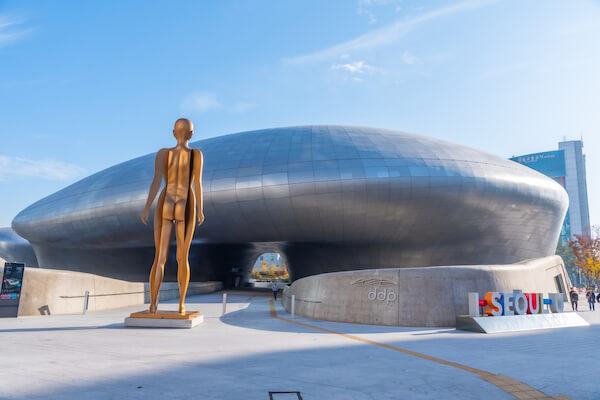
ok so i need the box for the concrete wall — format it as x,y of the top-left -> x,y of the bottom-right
16,267 -> 222,316
282,256 -> 571,327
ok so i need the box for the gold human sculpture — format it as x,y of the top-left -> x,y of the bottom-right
140,118 -> 204,315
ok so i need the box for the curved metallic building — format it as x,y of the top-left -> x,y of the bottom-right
12,126 -> 568,283
0,227 -> 38,267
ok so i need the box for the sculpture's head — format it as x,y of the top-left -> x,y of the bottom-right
173,118 -> 194,142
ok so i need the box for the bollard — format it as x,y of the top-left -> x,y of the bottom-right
291,294 -> 295,319
222,293 -> 227,317
83,290 -> 89,315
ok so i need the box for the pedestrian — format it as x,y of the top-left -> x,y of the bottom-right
271,280 -> 279,300
569,287 -> 579,311
586,288 -> 596,311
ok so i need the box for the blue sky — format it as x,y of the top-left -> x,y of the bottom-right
1,0 -> 599,229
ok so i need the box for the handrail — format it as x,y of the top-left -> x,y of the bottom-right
60,291 -> 145,298
283,291 -> 321,303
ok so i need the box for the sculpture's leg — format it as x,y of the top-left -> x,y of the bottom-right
177,193 -> 196,314
176,220 -> 190,314
148,191 -> 166,313
149,219 -> 173,313
149,262 -> 159,313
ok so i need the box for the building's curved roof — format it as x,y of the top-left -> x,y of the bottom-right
13,125 -> 567,263
0,227 -> 38,267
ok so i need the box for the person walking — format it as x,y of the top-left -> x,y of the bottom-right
586,288 -> 596,311
569,287 -> 579,311
271,280 -> 279,300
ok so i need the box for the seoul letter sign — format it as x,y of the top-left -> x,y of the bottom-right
467,290 -> 565,317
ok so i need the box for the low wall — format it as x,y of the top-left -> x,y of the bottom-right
16,267 -> 222,316
282,256 -> 571,327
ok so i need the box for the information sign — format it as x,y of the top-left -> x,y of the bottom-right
0,263 -> 25,317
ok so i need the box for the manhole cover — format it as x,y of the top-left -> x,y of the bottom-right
269,392 -> 303,400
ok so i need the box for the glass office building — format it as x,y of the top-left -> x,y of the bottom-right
511,140 -> 591,242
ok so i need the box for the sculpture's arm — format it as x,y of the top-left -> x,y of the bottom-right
193,149 -> 204,226
141,149 -> 167,224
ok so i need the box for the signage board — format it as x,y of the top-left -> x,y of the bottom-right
0,263 -> 25,317
510,150 -> 566,178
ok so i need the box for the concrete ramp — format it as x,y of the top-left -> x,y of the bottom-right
15,267 -> 222,316
456,313 -> 589,333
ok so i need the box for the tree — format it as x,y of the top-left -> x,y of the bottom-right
568,226 -> 600,287
556,240 -> 578,284
250,254 -> 291,281
250,270 -> 262,279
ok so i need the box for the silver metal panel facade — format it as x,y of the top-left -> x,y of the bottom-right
11,126 -> 568,282
0,228 -> 38,267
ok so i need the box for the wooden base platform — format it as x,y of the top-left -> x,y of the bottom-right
125,310 -> 203,329
129,310 -> 201,319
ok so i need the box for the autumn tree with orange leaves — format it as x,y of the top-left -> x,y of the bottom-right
568,226 -> 600,286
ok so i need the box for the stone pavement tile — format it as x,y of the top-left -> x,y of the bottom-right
512,394 -> 531,400
532,392 -> 553,399
513,383 -> 535,391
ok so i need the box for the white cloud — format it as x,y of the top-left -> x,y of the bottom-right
331,61 -> 369,73
330,60 -> 385,76
0,156 -> 87,181
362,11 -> 377,24
402,51 -> 418,64
180,91 -> 222,113
0,15 -> 34,47
286,0 -> 499,64
231,102 -> 258,112
357,0 -> 402,23
358,0 -> 388,5
181,92 -> 258,113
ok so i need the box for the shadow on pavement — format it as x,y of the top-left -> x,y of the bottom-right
1,339 -> 513,400
0,323 -> 124,333
218,297 -> 455,336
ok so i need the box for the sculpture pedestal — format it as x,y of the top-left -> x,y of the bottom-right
125,310 -> 203,329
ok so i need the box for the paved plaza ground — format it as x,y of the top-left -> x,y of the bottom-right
0,291 -> 599,400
